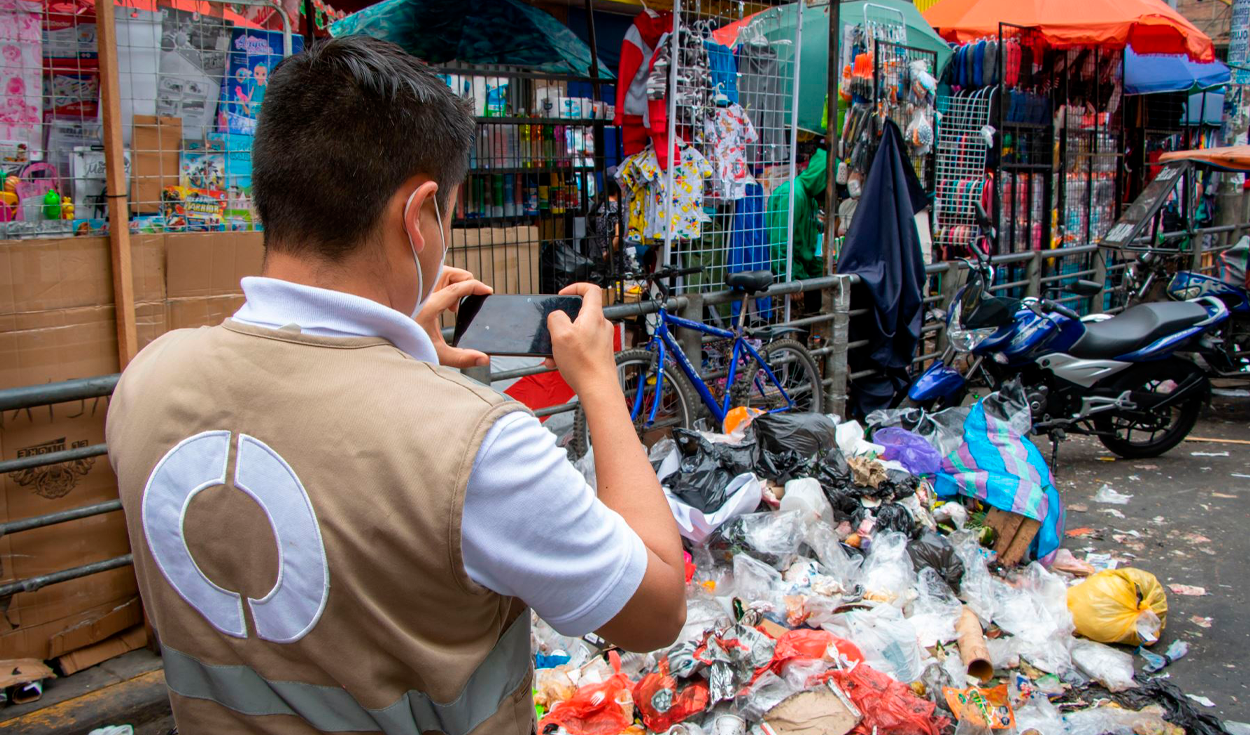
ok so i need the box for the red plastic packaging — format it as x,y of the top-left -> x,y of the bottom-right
538,655 -> 635,735
633,660 -> 711,732
825,663 -> 950,735
767,629 -> 864,675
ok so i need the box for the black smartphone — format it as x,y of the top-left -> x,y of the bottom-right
452,294 -> 583,357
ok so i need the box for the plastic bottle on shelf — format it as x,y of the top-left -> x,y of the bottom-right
503,174 -> 516,217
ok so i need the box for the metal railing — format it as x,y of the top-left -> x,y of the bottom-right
4,222 -> 1246,600
0,375 -> 126,600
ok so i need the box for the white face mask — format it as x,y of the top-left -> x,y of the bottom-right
403,189 -> 447,318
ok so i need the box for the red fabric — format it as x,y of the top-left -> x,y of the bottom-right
622,117 -> 650,156
503,328 -> 623,422
615,11 -> 673,126
922,0 -> 1214,62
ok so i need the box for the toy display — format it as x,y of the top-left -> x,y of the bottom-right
218,29 -> 303,136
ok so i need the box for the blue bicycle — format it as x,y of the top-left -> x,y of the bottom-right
570,267 -> 824,457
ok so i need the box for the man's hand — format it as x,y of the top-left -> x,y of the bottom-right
547,283 -> 619,400
415,267 -> 492,369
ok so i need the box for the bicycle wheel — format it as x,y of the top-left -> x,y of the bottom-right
569,349 -> 700,460
730,339 -> 824,414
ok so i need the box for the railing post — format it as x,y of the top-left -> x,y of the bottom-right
826,276 -> 852,417
1090,249 -> 1108,314
1025,250 -> 1042,298
935,264 -> 961,354
678,293 -> 704,371
462,365 -> 490,385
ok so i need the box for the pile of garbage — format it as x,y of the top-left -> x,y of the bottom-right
537,384 -> 1232,735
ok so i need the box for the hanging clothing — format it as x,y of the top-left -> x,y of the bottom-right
735,42 -> 788,166
728,182 -> 773,320
767,148 -> 828,282
704,103 -> 759,200
836,120 -> 928,416
614,10 -> 672,155
616,144 -> 714,242
704,39 -> 739,104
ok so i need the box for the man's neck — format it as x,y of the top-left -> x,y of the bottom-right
261,250 -> 400,311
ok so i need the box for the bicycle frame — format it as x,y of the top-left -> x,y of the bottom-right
632,308 -> 796,427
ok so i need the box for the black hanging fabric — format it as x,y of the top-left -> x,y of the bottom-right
836,119 -> 928,416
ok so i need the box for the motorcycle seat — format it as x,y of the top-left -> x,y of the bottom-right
727,270 -> 774,295
1068,301 -> 1209,359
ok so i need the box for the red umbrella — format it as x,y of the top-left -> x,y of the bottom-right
922,0 -> 1214,62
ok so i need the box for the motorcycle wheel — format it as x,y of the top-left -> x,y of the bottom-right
1093,359 -> 1205,459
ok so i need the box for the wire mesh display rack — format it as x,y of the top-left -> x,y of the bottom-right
630,0 -> 801,325
872,41 -> 938,191
0,0 -> 294,239
933,88 -> 994,260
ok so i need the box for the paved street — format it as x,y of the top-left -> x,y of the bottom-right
1046,392 -> 1250,723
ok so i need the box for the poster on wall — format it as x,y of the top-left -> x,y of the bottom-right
0,0 -> 45,155
156,8 -> 230,140
218,29 -> 302,135
1231,0 -> 1248,86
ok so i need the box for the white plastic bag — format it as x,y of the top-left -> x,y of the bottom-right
830,605 -> 925,683
779,477 -> 834,526
732,552 -> 785,611
991,563 -> 1075,674
835,420 -> 884,457
1013,694 -> 1068,735
802,520 -> 863,589
862,531 -> 917,604
908,568 -> 964,647
1071,639 -> 1136,692
665,472 -> 763,544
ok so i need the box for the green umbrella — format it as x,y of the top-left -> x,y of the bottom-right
717,0 -> 952,133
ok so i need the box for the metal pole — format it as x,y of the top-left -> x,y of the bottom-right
0,444 -> 109,475
0,555 -> 134,598
663,0 -> 681,269
0,500 -> 123,538
825,0 -> 841,271
783,3 -> 804,322
303,0 -> 315,44
0,374 -> 119,411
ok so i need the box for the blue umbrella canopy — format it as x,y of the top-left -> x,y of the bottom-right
330,0 -> 614,79
1124,47 -> 1229,95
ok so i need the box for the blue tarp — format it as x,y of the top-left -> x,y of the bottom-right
1125,47 -> 1229,95
935,386 -> 1066,563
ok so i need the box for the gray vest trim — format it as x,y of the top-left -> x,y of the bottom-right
162,613 -> 532,734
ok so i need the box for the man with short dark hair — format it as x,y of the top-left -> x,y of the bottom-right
106,35 -> 686,734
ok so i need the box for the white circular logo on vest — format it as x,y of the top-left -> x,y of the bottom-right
141,431 -> 329,642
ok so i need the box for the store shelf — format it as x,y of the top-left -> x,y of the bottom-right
468,165 -> 595,175
1002,163 -> 1053,171
474,116 -> 607,125
1003,121 -> 1049,129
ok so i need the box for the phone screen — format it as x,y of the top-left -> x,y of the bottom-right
452,294 -> 583,357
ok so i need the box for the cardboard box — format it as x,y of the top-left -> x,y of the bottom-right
132,115 -> 182,214
449,226 -> 541,295
57,624 -> 147,676
760,683 -> 862,735
0,232 -> 263,661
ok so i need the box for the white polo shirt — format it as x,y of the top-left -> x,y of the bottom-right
232,276 -> 647,636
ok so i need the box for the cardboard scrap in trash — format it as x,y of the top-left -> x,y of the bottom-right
984,508 -> 1041,567
760,682 -> 862,735
0,659 -> 54,688
1168,584 -> 1208,596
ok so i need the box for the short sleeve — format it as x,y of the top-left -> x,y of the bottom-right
461,412 -> 648,636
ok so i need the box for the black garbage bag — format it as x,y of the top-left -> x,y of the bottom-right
754,447 -> 810,484
852,502 -> 915,536
540,239 -> 603,293
752,413 -> 837,457
813,448 -> 861,517
907,530 -> 965,593
1114,679 -> 1231,735
665,429 -> 758,513
881,468 -> 920,500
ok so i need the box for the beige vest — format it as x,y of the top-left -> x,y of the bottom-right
106,320 -> 535,735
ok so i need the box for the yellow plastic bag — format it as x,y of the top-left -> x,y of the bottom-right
1067,568 -> 1168,646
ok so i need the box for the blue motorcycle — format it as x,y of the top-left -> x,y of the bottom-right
907,206 -> 1229,459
